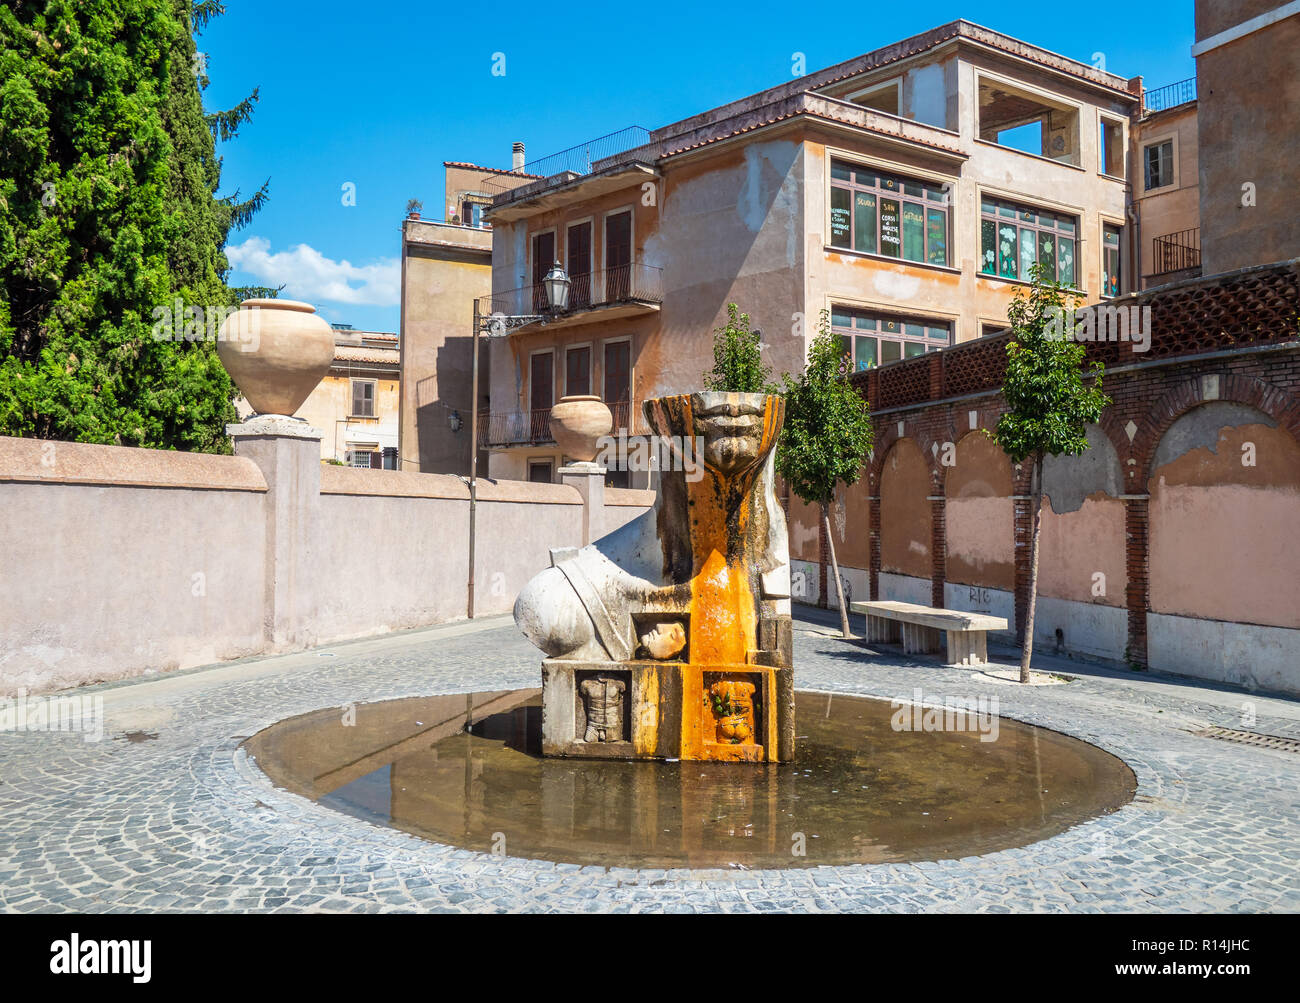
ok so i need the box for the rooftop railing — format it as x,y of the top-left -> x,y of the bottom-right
480,127 -> 650,198
1143,77 -> 1197,114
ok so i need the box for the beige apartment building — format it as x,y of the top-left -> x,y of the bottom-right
397,153 -> 537,474
295,328 -> 401,467
479,21 -> 1144,484
1131,83 -> 1200,287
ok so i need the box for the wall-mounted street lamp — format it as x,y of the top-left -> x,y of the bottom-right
541,260 -> 571,313
448,409 -> 463,433
466,264 -> 570,618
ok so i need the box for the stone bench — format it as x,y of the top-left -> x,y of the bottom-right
849,600 -> 1008,667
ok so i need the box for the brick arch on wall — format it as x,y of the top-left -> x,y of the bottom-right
1109,373 -> 1300,667
868,418 -> 941,490
866,399 -> 1011,606
1141,382 -> 1300,653
872,435 -> 936,605
943,428 -> 1017,599
1132,373 -> 1300,485
1092,409 -> 1135,480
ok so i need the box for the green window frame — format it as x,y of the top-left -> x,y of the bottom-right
830,307 -> 952,372
979,196 -> 1078,288
830,160 -> 949,266
1102,223 -> 1122,298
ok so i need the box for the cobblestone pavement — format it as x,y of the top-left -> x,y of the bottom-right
2,610 -> 1298,914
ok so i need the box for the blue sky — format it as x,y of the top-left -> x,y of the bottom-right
202,0 -> 1196,333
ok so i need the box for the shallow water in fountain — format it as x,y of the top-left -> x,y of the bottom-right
246,690 -> 1135,869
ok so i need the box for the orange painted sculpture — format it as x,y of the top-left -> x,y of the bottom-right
515,391 -> 794,762
709,680 -> 756,745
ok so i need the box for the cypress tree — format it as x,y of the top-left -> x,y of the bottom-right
0,0 -> 267,452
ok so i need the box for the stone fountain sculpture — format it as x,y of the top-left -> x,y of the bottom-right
514,391 -> 794,762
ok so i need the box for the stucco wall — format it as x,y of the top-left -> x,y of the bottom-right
785,493 -> 822,564
1194,2 -> 1300,274
944,431 -> 1014,589
399,220 -> 493,476
0,435 -> 652,696
879,438 -> 932,579
1039,424 -> 1127,607
1149,408 -> 1300,629
0,438 -> 269,694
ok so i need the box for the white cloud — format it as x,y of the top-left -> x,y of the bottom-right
225,237 -> 400,307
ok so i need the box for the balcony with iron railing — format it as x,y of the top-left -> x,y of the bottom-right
1149,227 -> 1201,278
480,262 -> 664,333
478,399 -> 642,450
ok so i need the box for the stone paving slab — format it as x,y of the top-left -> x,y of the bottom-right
1,611 -> 1298,913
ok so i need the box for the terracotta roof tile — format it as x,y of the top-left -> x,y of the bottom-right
333,346 -> 399,365
443,161 -> 544,179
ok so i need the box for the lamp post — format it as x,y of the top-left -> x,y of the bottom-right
467,262 -> 570,618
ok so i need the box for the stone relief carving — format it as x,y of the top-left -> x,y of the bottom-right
578,676 -> 626,743
709,679 -> 756,745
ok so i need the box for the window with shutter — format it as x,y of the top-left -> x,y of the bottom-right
566,345 -> 591,397
351,380 -> 376,417
604,211 -> 632,300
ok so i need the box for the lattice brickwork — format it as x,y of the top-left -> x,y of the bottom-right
854,261 -> 1300,411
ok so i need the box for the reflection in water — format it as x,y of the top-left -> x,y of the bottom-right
246,690 -> 1134,869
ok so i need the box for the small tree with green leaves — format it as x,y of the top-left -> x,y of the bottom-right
703,303 -> 776,394
776,310 -> 874,637
993,264 -> 1111,682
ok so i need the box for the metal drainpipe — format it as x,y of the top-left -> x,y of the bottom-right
467,301 -> 480,619
1127,197 -> 1140,293
1127,114 -> 1140,291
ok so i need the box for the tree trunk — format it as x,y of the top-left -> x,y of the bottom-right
817,504 -> 828,610
1020,454 -> 1045,684
822,502 -> 852,638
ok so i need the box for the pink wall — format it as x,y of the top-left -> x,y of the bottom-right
945,432 -> 1014,590
1037,494 -> 1127,606
880,438 -> 931,578
1150,422 -> 1300,628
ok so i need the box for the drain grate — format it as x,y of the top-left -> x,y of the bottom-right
1193,726 -> 1300,753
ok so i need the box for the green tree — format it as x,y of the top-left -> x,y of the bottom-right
776,310 -> 874,637
0,0 -> 266,452
703,303 -> 776,395
992,264 -> 1111,682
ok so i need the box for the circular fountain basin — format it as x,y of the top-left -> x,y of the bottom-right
245,689 -> 1134,869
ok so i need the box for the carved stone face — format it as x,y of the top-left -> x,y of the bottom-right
640,621 -> 687,660
690,392 -> 769,477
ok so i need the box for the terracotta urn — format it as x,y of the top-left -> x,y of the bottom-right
216,299 -> 334,417
549,395 -> 613,463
